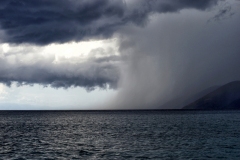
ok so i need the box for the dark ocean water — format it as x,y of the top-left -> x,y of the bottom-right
0,110 -> 240,160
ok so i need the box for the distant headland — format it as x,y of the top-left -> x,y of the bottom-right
182,81 -> 240,110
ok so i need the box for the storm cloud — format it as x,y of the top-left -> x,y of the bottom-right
109,0 -> 240,109
0,50 -> 120,90
1,0 -> 240,109
0,0 -> 218,45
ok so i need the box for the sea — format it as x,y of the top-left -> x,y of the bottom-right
0,110 -> 240,160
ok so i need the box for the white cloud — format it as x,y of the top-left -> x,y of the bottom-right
0,84 -> 8,100
0,38 -> 121,109
0,38 -> 120,63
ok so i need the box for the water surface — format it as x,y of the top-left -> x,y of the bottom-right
0,110 -> 240,159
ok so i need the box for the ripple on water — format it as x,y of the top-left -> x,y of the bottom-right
0,111 -> 240,159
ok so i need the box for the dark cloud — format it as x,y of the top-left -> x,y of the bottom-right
0,54 -> 120,90
208,2 -> 235,22
1,0 -> 239,110
109,2 -> 240,109
0,0 -> 219,45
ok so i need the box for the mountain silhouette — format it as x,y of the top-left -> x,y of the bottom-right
160,86 -> 219,109
183,81 -> 240,110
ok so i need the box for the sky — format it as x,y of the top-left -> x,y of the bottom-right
0,0 -> 240,110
